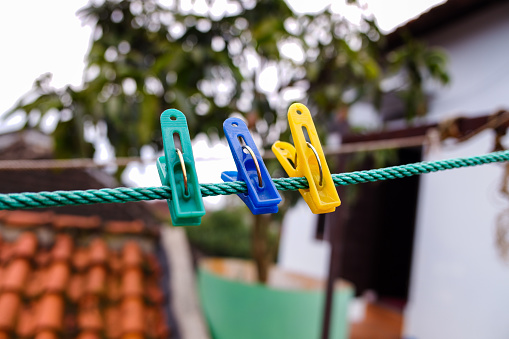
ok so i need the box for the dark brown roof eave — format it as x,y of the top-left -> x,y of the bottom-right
342,110 -> 509,144
385,0 -> 508,49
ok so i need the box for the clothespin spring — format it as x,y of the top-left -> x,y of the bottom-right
242,145 -> 263,188
293,142 -> 323,186
175,148 -> 188,195
305,142 -> 323,186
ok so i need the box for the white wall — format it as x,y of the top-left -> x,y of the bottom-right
405,133 -> 509,339
405,3 -> 509,338
425,2 -> 509,120
278,199 -> 331,279
276,4 -> 509,335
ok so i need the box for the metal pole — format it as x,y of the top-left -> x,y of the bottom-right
320,212 -> 344,339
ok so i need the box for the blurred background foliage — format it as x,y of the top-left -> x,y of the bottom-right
2,0 -> 450,283
185,203 -> 277,259
4,0 -> 449,159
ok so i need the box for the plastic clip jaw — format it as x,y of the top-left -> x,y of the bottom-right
272,103 -> 341,214
156,109 -> 205,226
221,117 -> 282,215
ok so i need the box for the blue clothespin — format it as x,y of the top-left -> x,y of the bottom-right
221,117 -> 281,214
157,109 -> 205,226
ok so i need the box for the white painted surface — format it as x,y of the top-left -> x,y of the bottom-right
405,133 -> 509,339
425,2 -> 509,120
277,199 -> 331,279
162,227 -> 211,339
404,3 -> 509,338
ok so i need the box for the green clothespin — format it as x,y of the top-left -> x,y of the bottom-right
157,109 -> 205,226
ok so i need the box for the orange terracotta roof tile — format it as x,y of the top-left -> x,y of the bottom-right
0,292 -> 21,330
4,211 -> 53,227
104,307 -> 122,339
0,210 -> 8,221
121,333 -> 144,339
121,297 -> 145,335
45,262 -> 70,293
67,274 -> 85,303
146,307 -> 170,339
105,220 -> 145,234
77,331 -> 101,339
35,249 -> 52,267
122,268 -> 144,297
36,294 -> 64,332
2,259 -> 30,292
88,238 -> 108,265
78,296 -> 103,332
86,266 -> 106,296
122,242 -> 143,268
0,242 -> 14,262
146,254 -> 162,275
72,248 -> 90,272
63,312 -> 77,335
106,276 -> 121,303
0,210 -> 171,339
52,214 -> 101,230
145,307 -> 158,338
157,317 -> 170,339
146,281 -> 165,305
13,232 -> 38,258
25,269 -> 46,299
34,331 -> 58,339
108,252 -> 122,273
16,303 -> 36,338
51,234 -> 74,262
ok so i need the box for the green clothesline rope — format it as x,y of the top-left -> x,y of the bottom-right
1,150 -> 509,210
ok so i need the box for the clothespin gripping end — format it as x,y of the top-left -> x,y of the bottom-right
221,117 -> 281,215
156,109 -> 205,226
272,103 -> 340,214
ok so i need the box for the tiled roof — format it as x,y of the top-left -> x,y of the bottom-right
0,131 -> 53,160
0,211 -> 171,339
0,130 -> 162,229
0,168 -> 162,228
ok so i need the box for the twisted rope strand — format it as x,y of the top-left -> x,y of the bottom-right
1,150 -> 508,210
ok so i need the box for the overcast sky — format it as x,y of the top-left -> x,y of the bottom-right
0,0 -> 445,131
0,0 -> 445,191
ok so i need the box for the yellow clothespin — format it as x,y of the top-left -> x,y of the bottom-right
272,103 -> 341,214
